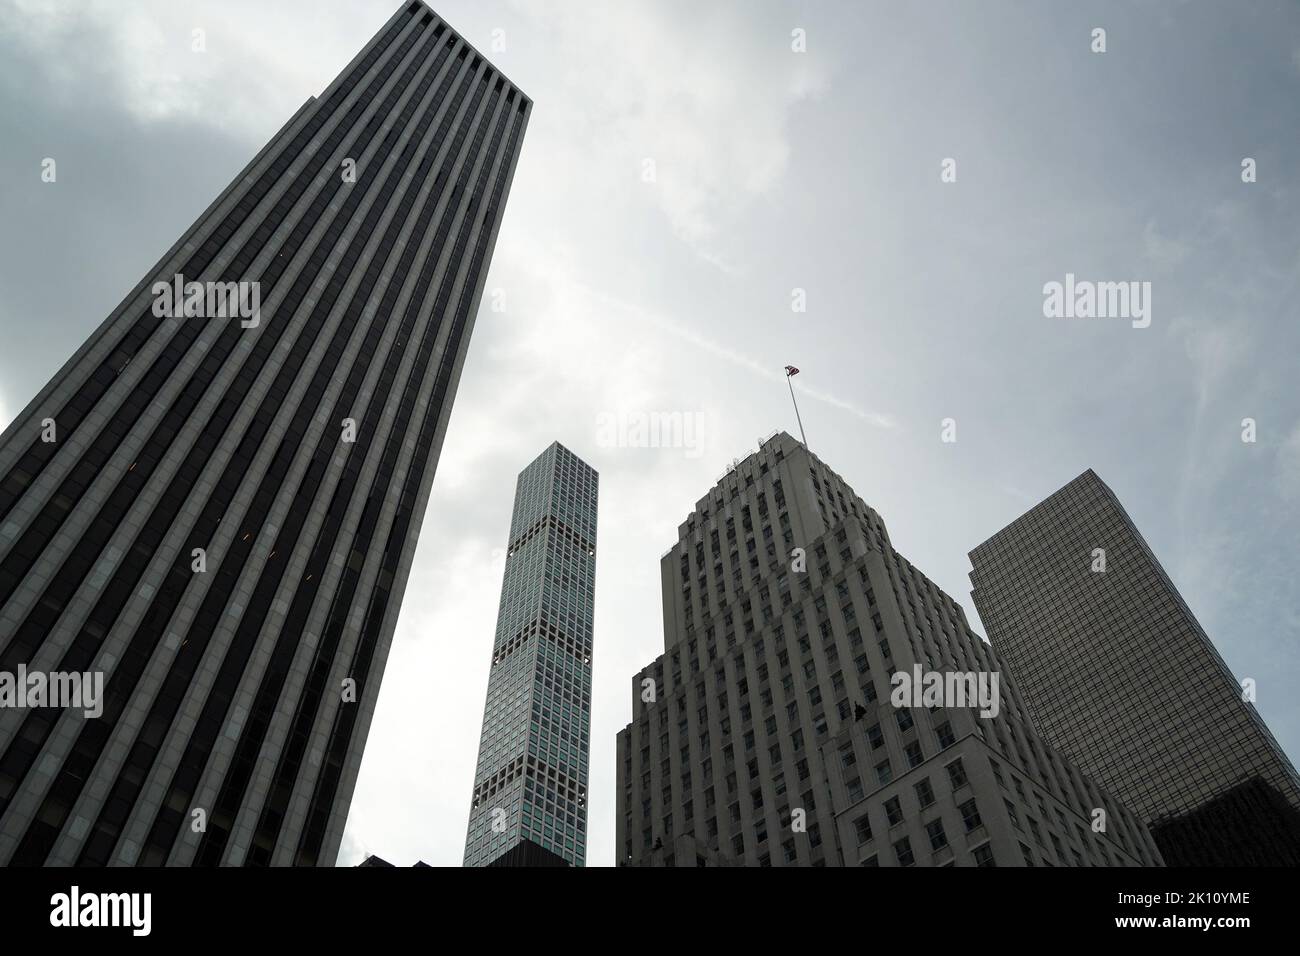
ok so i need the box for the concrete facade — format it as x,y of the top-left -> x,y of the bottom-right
616,432 -> 1160,866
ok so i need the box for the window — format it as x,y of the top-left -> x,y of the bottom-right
972,843 -> 996,867
914,778 -> 935,809
905,741 -> 924,768
884,796 -> 903,826
925,818 -> 948,851
854,815 -> 873,845
946,758 -> 968,789
876,760 -> 892,785
959,798 -> 982,833
894,836 -> 915,867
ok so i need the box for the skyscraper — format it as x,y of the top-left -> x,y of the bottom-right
0,1 -> 530,866
463,443 -> 597,867
616,432 -> 1160,866
969,469 -> 1300,865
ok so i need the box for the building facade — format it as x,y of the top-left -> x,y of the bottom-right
463,443 -> 597,867
0,1 -> 530,865
969,469 -> 1300,865
616,432 -> 1160,867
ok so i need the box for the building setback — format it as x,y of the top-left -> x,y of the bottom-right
616,432 -> 1160,867
969,469 -> 1300,866
464,443 -> 597,867
0,0 -> 530,865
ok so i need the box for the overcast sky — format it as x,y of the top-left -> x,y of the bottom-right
2,0 -> 1299,867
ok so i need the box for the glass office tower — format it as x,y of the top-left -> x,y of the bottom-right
0,1 -> 530,866
464,443 -> 597,867
969,469 -> 1300,865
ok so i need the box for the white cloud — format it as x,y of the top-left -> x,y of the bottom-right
1170,316 -> 1252,414
4,0 -> 378,139
509,0 -> 829,272
576,276 -> 898,431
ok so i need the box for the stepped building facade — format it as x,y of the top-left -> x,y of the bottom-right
616,433 -> 1161,867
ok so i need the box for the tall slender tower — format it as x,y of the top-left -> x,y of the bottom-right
616,433 -> 1160,867
464,443 -> 597,867
0,1 -> 530,866
969,469 -> 1300,865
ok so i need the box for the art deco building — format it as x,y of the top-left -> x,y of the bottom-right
616,432 -> 1161,866
463,443 -> 597,867
969,469 -> 1300,865
0,1 -> 530,865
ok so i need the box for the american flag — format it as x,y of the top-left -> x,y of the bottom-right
784,365 -> 799,377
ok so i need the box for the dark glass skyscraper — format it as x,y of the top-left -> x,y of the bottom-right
0,1 -> 530,866
969,469 -> 1300,865
464,443 -> 597,867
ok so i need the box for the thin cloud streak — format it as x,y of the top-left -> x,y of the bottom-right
581,282 -> 900,431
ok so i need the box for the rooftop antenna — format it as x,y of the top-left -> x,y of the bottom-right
784,365 -> 808,448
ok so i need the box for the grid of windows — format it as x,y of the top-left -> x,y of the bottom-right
464,443 -> 597,866
970,469 -> 1300,865
616,432 -> 1160,867
0,0 -> 531,867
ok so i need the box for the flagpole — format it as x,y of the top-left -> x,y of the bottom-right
785,369 -> 808,448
